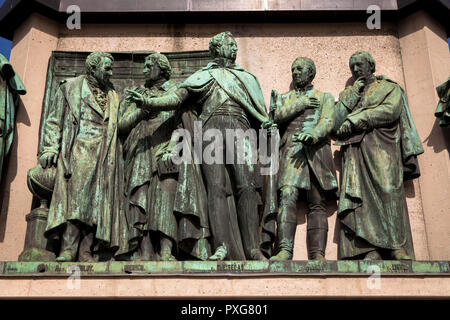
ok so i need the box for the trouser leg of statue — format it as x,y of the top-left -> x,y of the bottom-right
232,163 -> 265,260
202,156 -> 264,261
57,220 -> 80,262
160,235 -> 176,261
138,231 -> 154,261
271,179 -> 329,261
202,163 -> 230,261
78,228 -> 95,262
57,220 -> 96,262
271,186 -> 298,261
306,180 -> 328,260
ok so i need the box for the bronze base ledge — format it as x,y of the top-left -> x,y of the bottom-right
0,260 -> 449,277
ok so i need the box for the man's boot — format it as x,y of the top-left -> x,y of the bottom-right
78,229 -> 96,263
160,236 -> 177,261
138,231 -> 154,261
391,248 -> 411,260
56,221 -> 80,262
270,222 -> 296,261
209,243 -> 228,261
364,249 -> 382,260
307,228 -> 327,260
307,211 -> 328,260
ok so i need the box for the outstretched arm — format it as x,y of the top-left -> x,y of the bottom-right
118,102 -> 147,135
126,88 -> 189,112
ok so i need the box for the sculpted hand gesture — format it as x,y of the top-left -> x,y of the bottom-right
336,120 -> 354,137
293,132 -> 318,145
261,120 -> 277,129
126,89 -> 146,107
296,96 -> 320,110
353,78 -> 365,93
39,152 -> 57,169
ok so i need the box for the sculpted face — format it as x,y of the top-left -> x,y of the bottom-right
93,57 -> 113,87
143,58 -> 162,82
217,36 -> 238,62
292,60 -> 313,89
350,55 -> 373,81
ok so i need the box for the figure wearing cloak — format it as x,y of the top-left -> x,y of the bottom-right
42,52 -> 127,262
0,54 -> 26,193
119,52 -> 210,261
434,77 -> 450,127
335,51 -> 423,260
126,32 -> 274,260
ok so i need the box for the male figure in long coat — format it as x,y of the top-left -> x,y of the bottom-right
0,54 -> 26,191
41,52 -> 126,262
127,31 -> 272,260
270,57 -> 338,261
119,52 -> 210,261
434,77 -> 450,127
335,51 -> 424,260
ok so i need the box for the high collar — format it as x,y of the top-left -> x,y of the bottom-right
365,75 -> 377,86
86,74 -> 112,91
295,83 -> 314,95
212,57 -> 237,69
145,78 -> 168,91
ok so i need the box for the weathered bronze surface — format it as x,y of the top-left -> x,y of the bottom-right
0,54 -> 26,205
40,52 -> 127,262
19,40 -> 429,266
126,32 -> 272,261
335,51 -> 423,261
435,77 -> 450,127
1,260 -> 449,276
119,52 -> 210,261
270,57 -> 338,261
22,50 -> 213,262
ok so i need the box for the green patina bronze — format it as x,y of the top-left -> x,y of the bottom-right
126,31 -> 273,261
269,57 -> 338,262
41,52 -> 128,262
335,51 -> 424,261
119,52 -> 210,261
1,260 -> 449,276
0,54 -> 26,205
434,77 -> 450,127
16,41 -> 432,268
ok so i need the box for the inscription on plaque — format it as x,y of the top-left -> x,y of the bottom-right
217,263 -> 244,273
124,265 -> 145,273
384,264 -> 410,273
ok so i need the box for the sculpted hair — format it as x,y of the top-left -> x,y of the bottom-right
349,51 -> 376,74
146,52 -> 172,80
85,51 -> 114,75
209,31 -> 233,59
292,57 -> 316,81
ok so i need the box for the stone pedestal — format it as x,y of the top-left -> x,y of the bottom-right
18,206 -> 55,262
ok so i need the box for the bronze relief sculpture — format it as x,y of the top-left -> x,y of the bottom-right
335,51 -> 423,260
270,57 -> 338,261
0,54 -> 26,194
41,52 -> 128,262
119,52 -> 210,261
435,77 -> 450,127
126,32 -> 272,261
19,35 -> 428,264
